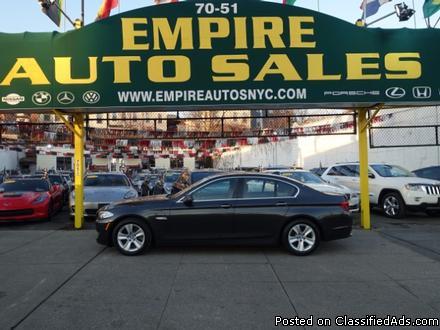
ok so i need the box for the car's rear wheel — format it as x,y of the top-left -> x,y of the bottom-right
382,192 -> 406,219
282,220 -> 320,256
113,219 -> 152,256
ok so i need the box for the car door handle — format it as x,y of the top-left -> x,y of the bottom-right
155,216 -> 168,221
276,202 -> 287,206
220,204 -> 232,209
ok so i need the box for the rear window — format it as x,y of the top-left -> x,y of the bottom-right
84,175 -> 129,187
0,179 -> 50,192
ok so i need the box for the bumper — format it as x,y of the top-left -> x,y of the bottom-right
70,202 -> 110,217
96,222 -> 113,246
0,205 -> 49,221
319,214 -> 353,241
404,193 -> 440,211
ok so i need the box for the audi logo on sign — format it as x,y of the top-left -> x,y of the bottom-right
385,87 -> 406,99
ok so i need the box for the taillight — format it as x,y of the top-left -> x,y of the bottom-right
340,201 -> 350,212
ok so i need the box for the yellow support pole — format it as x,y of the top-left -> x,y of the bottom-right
358,109 -> 371,230
73,113 -> 85,229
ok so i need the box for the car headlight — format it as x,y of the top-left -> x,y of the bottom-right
32,194 -> 49,204
97,211 -> 115,223
405,184 -> 424,192
124,190 -> 137,199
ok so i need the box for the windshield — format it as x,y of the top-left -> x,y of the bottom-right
48,175 -> 64,185
371,165 -> 415,178
62,175 -> 71,181
84,175 -> 130,187
281,171 -> 324,184
0,179 -> 50,192
164,172 -> 180,183
133,175 -> 146,182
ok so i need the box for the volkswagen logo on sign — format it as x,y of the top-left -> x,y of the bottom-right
82,91 -> 100,104
32,91 -> 52,106
385,87 -> 406,99
57,92 -> 75,105
412,86 -> 431,99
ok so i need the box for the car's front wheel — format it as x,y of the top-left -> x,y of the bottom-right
282,220 -> 320,256
113,219 -> 152,256
382,192 -> 406,219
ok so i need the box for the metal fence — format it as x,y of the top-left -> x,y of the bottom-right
0,109 -> 357,147
369,106 -> 440,148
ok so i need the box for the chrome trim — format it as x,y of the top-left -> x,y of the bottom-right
176,175 -> 301,203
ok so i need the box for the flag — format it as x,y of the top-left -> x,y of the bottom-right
39,0 -> 63,27
423,0 -> 440,18
360,0 -> 392,18
283,0 -> 296,4
96,0 -> 119,20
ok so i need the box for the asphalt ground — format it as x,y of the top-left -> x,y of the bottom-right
0,208 -> 439,330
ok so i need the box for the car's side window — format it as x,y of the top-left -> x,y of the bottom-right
192,179 -> 236,201
242,179 -> 297,198
276,181 -> 298,197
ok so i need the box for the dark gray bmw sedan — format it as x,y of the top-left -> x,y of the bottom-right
95,173 -> 352,256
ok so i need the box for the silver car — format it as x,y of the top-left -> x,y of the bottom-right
69,173 -> 138,218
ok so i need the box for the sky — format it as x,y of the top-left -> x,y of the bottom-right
0,0 -> 435,33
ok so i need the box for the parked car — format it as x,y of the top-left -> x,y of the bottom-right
0,178 -> 63,221
264,169 -> 359,212
321,163 -> 440,218
47,174 -> 69,204
69,173 -> 138,218
95,173 -> 352,256
132,173 -> 149,194
171,169 -> 224,193
413,166 -> 440,181
141,174 -> 162,196
161,170 -> 182,195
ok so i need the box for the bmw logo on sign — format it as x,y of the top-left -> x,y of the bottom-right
32,91 -> 52,106
83,91 -> 100,104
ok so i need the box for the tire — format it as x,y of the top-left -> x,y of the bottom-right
282,219 -> 320,256
381,192 -> 406,219
112,218 -> 152,256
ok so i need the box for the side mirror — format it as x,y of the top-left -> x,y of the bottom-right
182,195 -> 193,206
368,173 -> 375,179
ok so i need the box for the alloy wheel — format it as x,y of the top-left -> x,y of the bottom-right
383,196 -> 400,217
117,223 -> 146,253
287,224 -> 316,253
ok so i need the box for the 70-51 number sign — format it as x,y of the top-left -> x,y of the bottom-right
195,2 -> 238,14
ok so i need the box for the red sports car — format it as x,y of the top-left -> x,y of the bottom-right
0,178 -> 63,221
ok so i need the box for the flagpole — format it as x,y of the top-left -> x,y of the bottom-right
362,0 -> 367,26
52,1 -> 76,27
81,0 -> 85,25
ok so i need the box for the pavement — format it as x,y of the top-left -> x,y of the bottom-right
0,209 -> 439,330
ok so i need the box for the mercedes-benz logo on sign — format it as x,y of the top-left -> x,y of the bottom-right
32,91 -> 51,106
83,91 -> 100,104
57,92 -> 75,105
385,87 -> 406,99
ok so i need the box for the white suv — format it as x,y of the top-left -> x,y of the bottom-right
321,163 -> 440,218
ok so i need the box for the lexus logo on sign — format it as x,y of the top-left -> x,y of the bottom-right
385,87 -> 406,99
412,86 -> 431,99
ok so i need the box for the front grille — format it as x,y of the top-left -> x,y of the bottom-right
423,185 -> 440,195
0,209 -> 34,217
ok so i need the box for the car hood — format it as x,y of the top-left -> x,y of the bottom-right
110,194 -> 170,208
83,186 -> 135,202
306,183 -> 350,195
0,192 -> 45,208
